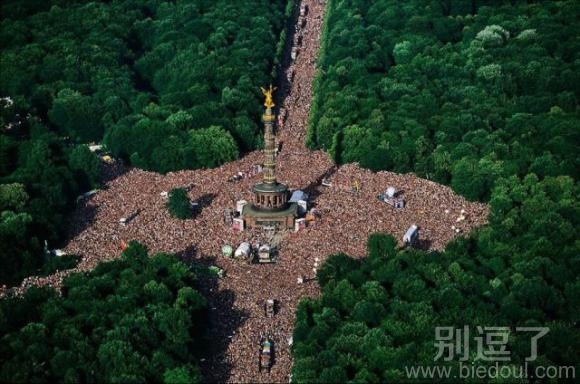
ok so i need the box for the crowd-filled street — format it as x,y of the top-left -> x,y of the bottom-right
7,1 -> 489,382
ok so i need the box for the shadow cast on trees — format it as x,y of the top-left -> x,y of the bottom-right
65,203 -> 98,241
200,287 -> 248,383
273,1 -> 301,102
100,158 -> 128,184
414,238 -> 433,251
177,250 -> 249,384
175,245 -> 198,265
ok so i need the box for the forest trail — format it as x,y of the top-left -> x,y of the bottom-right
12,1 -> 488,383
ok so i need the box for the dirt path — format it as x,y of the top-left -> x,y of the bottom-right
8,1 -> 489,382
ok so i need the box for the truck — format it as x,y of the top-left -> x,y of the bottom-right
258,244 -> 275,263
291,46 -> 299,61
259,335 -> 273,373
403,224 -> 419,246
119,210 -> 140,225
76,189 -> 99,203
377,187 -> 405,208
228,172 -> 244,182
264,299 -> 276,317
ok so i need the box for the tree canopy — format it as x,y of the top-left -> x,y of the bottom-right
0,242 -> 209,383
0,124 -> 93,285
0,0 -> 293,285
294,0 -> 580,381
166,188 -> 192,220
293,175 -> 580,381
1,0 -> 292,173
308,0 -> 579,201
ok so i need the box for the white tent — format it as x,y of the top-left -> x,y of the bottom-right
236,200 -> 247,213
403,224 -> 419,245
235,242 -> 251,258
386,187 -> 397,198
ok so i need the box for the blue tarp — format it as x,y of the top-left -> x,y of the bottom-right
289,190 -> 308,203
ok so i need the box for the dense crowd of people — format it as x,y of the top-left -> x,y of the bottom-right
5,1 -> 488,382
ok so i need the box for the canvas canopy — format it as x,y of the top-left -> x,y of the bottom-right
289,190 -> 308,203
235,242 -> 251,258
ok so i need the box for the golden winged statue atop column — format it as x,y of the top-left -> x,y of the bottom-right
260,84 -> 277,108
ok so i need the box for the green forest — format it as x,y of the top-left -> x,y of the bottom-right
307,0 -> 579,201
293,0 -> 580,381
293,174 -> 579,381
0,0 -> 293,285
0,242 -> 209,383
2,0 -> 579,382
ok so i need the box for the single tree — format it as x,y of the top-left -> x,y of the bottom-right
166,188 -> 191,219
